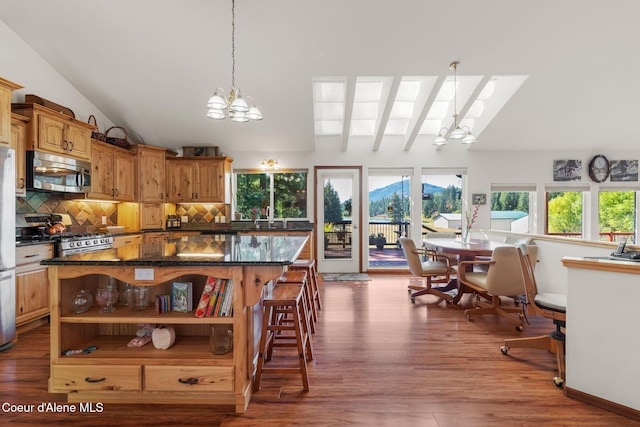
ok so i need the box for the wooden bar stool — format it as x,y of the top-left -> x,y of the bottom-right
290,259 -> 322,321
254,282 -> 313,391
277,270 -> 315,334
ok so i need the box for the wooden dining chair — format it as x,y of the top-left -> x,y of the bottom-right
399,237 -> 457,303
500,245 -> 566,387
458,245 -> 538,330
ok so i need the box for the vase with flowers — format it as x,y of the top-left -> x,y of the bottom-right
462,204 -> 479,243
251,207 -> 258,221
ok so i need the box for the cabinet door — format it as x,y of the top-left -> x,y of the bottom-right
0,85 -> 11,146
114,151 -> 136,201
65,122 -> 91,160
88,142 -> 115,200
11,116 -> 27,196
196,160 -> 223,202
37,113 -> 66,155
138,148 -> 165,202
16,264 -> 49,326
140,203 -> 164,230
166,160 -> 195,202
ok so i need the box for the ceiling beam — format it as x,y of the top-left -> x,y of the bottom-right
403,75 -> 445,151
340,75 -> 357,152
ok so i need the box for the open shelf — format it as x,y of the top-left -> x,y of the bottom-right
61,306 -> 232,324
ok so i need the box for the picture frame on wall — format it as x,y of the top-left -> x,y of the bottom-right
472,193 -> 486,205
610,160 -> 638,182
553,160 -> 582,181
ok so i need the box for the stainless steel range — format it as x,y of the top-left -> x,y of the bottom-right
16,213 -> 114,256
58,234 -> 114,256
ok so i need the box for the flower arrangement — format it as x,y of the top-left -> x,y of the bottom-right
251,207 -> 258,214
462,204 -> 479,243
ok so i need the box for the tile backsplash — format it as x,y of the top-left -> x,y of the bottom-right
16,192 -> 230,231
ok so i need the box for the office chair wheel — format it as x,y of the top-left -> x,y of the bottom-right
553,377 -> 564,388
515,325 -> 524,332
466,314 -> 473,322
410,296 -> 416,303
500,346 -> 509,355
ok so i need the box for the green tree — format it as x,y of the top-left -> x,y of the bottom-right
599,191 -> 634,234
324,181 -> 343,223
389,192 -> 403,222
548,192 -> 582,233
274,172 -> 307,218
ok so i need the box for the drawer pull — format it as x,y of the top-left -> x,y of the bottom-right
24,254 -> 39,258
84,377 -> 106,383
178,377 -> 199,385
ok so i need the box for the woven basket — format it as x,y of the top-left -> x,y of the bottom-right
88,115 -> 107,142
105,126 -> 130,148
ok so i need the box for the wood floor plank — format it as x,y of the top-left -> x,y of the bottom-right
0,274 -> 637,426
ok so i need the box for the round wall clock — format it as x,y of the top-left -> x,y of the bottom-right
588,154 -> 610,183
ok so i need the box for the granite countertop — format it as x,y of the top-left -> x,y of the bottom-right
41,234 -> 308,267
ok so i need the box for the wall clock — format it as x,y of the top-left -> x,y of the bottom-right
588,154 -> 610,183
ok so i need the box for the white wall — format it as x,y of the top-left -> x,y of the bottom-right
0,20 -> 113,128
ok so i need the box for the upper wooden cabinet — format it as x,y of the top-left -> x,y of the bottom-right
88,140 -> 136,202
11,103 -> 92,161
11,113 -> 29,197
166,157 -> 232,203
134,145 -> 173,203
0,78 -> 23,146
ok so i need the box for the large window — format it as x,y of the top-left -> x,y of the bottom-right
235,171 -> 307,219
546,191 -> 583,238
599,191 -> 636,243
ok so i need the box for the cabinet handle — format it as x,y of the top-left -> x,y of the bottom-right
111,188 -> 115,196
195,192 -> 198,199
69,141 -> 74,152
178,377 -> 199,385
115,189 -> 119,197
63,140 -> 69,150
84,377 -> 106,383
24,254 -> 39,258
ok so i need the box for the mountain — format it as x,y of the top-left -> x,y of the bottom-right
369,181 -> 446,203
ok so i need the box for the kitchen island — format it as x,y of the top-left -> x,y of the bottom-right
42,233 -> 308,413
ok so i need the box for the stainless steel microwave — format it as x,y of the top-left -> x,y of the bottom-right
26,151 -> 91,193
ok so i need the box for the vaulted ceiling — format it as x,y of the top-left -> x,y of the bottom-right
0,0 -> 638,154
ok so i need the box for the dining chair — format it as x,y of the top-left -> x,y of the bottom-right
399,237 -> 456,303
458,245 -> 538,331
424,232 -> 459,275
501,245 -> 566,387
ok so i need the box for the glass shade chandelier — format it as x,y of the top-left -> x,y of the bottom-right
206,0 -> 262,122
433,61 -> 476,146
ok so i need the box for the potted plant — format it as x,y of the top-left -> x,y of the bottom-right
324,223 -> 334,249
369,233 -> 386,249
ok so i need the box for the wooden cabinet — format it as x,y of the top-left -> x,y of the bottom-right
135,144 -> 170,203
0,78 -> 23,146
88,140 -> 136,201
48,264 -> 253,409
10,113 -> 28,196
11,103 -> 92,161
166,157 -> 232,203
16,244 -> 54,333
140,203 -> 164,230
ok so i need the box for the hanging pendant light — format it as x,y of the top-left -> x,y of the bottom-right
206,0 -> 262,122
433,61 -> 476,146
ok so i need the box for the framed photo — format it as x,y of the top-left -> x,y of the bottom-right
610,160 -> 638,182
553,160 -> 582,181
472,193 -> 486,205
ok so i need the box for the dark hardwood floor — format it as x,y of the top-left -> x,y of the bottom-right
1,274 -> 638,426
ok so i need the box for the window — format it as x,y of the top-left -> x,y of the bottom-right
546,191 -> 583,239
598,191 -> 636,243
490,184 -> 535,233
235,171 -> 307,219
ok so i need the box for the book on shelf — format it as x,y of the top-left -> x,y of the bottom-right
171,281 -> 193,313
195,276 -> 217,318
205,278 -> 223,317
219,279 -> 234,316
155,294 -> 171,314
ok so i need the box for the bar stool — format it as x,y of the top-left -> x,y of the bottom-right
254,281 -> 314,391
290,259 -> 322,321
277,270 -> 315,333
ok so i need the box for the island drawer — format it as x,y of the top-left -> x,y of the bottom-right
51,364 -> 142,392
144,365 -> 234,392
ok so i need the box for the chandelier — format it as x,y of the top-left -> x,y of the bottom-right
206,0 -> 262,122
433,61 -> 476,146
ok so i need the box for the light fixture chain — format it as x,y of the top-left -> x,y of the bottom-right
231,0 -> 235,88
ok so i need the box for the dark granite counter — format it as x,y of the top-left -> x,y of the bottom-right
41,234 -> 308,267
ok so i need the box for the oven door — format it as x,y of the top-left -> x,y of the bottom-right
26,151 -> 91,193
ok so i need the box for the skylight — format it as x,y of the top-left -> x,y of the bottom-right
384,79 -> 422,136
313,79 -> 346,136
350,79 -> 383,136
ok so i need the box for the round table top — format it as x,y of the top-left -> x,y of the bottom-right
423,237 -> 510,257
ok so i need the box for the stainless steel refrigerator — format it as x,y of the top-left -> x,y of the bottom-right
0,146 -> 16,351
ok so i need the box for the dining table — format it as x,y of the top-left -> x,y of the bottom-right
422,237 -> 512,303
